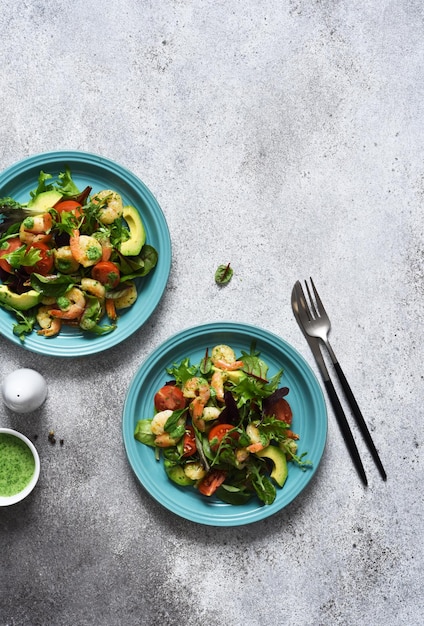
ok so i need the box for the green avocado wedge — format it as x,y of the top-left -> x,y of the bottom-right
120,205 -> 146,256
256,445 -> 289,487
164,463 -> 195,487
27,189 -> 63,211
0,286 -> 42,311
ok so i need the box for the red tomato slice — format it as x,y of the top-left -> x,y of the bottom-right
91,261 -> 121,289
208,423 -> 239,452
23,242 -> 54,276
54,200 -> 83,217
198,470 -> 226,496
266,398 -> 293,425
0,237 -> 23,273
182,426 -> 197,457
154,385 -> 186,412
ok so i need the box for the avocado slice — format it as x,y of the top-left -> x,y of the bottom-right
120,205 -> 146,256
225,370 -> 245,384
27,189 -> 63,211
0,286 -> 42,311
164,463 -> 195,487
256,445 -> 288,487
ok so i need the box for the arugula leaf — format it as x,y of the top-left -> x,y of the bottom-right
231,374 -> 273,408
257,415 -> 291,440
279,439 -> 313,470
248,461 -> 276,505
3,245 -> 41,269
53,209 -> 81,237
29,171 -> 54,199
28,167 -> 80,203
215,484 -> 252,505
101,219 -> 130,249
166,358 -> 198,386
56,167 -> 81,197
11,308 -> 37,341
0,197 -> 22,210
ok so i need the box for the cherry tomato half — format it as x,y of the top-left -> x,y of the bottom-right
198,469 -> 227,496
91,261 -> 121,289
182,426 -> 197,457
208,423 -> 239,452
154,385 -> 186,412
0,237 -> 23,273
265,398 -> 293,425
23,242 -> 54,276
54,200 -> 83,217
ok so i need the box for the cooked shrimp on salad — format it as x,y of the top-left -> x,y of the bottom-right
134,343 -> 312,506
0,168 -> 158,340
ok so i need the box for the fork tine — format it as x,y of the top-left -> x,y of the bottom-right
304,280 -> 318,318
310,277 -> 327,318
294,281 -> 312,324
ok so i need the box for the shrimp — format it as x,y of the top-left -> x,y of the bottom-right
202,406 -> 221,422
48,287 -> 86,320
151,409 -> 184,447
70,230 -> 102,267
36,306 -> 62,337
235,424 -> 267,457
113,283 -> 137,310
183,377 -> 210,432
93,233 -> 113,261
105,298 -> 117,321
211,370 -> 226,402
91,190 -> 123,225
19,213 -> 53,244
151,410 -> 173,435
211,344 -> 243,371
54,246 -> 80,274
155,433 -> 181,447
184,462 -> 207,481
40,296 -> 56,305
81,278 -> 106,299
245,423 -> 267,453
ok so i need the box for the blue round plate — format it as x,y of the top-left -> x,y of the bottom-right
122,322 -> 327,526
0,151 -> 171,356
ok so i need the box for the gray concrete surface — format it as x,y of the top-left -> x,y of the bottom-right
0,1 -> 423,625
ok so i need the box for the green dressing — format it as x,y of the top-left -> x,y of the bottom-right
0,434 -> 35,497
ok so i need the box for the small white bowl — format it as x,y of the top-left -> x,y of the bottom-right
0,428 -> 40,506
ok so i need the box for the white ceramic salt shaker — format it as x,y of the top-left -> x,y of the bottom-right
1,368 -> 48,413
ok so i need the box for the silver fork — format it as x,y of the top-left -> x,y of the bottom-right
292,281 -> 367,485
300,278 -> 386,481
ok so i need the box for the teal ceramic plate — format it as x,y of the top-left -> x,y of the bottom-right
122,322 -> 327,526
0,151 -> 171,356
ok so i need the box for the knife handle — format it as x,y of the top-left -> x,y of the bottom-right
333,361 -> 387,481
324,378 -> 368,486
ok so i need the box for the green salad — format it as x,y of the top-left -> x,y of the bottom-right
134,343 -> 312,505
0,168 -> 157,340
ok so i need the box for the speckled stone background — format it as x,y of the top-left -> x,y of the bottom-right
0,1 -> 423,625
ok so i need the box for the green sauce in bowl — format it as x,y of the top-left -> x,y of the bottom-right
0,433 -> 36,497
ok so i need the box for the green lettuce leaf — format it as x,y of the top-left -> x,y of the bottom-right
56,167 -> 81,197
30,273 -> 75,298
118,245 -> 158,281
